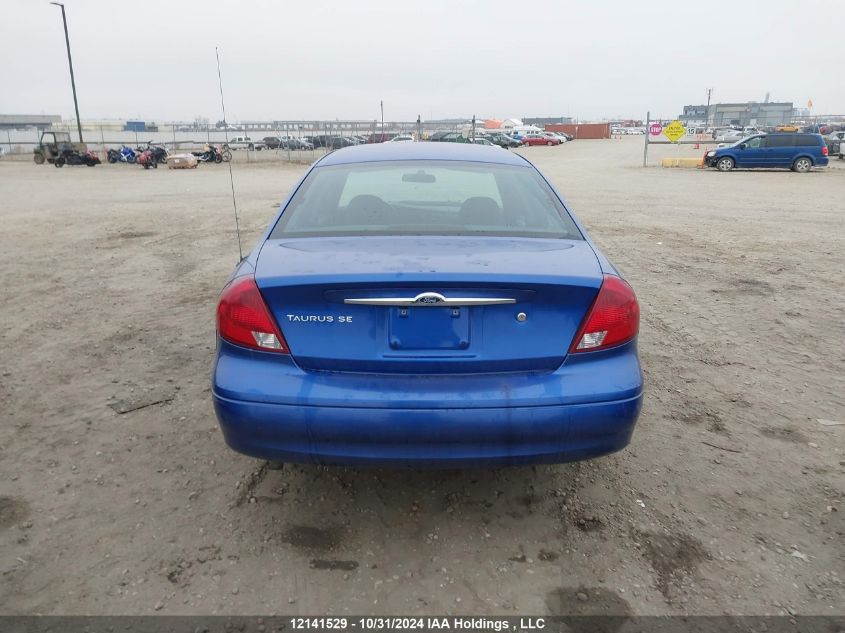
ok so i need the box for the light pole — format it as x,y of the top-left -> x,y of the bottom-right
50,2 -> 83,143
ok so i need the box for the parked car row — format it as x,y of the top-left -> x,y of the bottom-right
429,130 -> 572,148
711,122 -> 845,141
612,127 -> 645,135
429,131 -> 520,148
262,136 -> 315,150
239,129 -> 580,152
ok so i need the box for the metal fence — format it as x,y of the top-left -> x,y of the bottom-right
0,119 -> 478,162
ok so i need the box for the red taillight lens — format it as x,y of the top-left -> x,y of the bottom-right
822,145 -> 828,156
570,274 -> 639,353
216,277 -> 289,353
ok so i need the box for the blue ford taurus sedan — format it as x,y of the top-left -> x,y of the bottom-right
213,142 -> 643,467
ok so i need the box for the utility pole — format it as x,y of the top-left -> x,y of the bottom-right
380,100 -> 384,141
416,115 -> 421,141
50,2 -> 83,143
471,115 -> 476,141
705,87 -> 713,127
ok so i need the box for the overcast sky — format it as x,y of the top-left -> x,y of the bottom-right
2,0 -> 841,123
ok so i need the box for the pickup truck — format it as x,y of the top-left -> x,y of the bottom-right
225,136 -> 266,151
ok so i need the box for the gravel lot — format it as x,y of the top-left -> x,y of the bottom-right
1,138 -> 842,615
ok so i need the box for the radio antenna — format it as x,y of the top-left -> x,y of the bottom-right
215,47 -> 243,261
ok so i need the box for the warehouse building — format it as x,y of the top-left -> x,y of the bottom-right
522,116 -> 574,126
0,114 -> 61,130
679,102 -> 793,127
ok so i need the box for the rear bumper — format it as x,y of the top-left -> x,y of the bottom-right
213,392 -> 642,468
212,339 -> 643,468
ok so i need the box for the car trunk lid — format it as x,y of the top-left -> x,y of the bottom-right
254,236 -> 602,373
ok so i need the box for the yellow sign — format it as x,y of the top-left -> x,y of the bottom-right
663,120 -> 686,143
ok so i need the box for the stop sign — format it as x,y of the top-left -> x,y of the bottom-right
649,122 -> 663,136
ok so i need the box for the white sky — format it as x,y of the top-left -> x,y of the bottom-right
1,0 -> 841,123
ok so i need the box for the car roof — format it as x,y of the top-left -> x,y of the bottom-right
316,141 -> 529,166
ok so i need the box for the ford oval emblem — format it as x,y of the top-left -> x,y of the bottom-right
413,292 -> 446,305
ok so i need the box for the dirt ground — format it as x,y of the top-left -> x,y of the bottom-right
0,138 -> 842,616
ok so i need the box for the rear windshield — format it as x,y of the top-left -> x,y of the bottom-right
270,160 -> 583,239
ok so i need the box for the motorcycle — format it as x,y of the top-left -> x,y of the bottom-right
135,142 -> 168,166
149,144 -> 169,164
192,144 -> 224,164
107,145 -> 137,164
54,149 -> 100,167
136,148 -> 158,169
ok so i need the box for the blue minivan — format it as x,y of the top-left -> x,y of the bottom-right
705,133 -> 829,172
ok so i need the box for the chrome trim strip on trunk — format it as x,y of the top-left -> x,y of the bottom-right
344,292 -> 516,307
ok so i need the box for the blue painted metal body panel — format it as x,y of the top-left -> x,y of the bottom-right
255,237 -> 603,373
213,341 -> 642,468
213,339 -> 643,408
212,144 -> 644,467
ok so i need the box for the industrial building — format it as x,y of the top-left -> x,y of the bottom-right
522,116 -> 574,126
0,114 -> 61,130
678,101 -> 794,127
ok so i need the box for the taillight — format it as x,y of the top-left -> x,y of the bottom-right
822,145 -> 828,156
570,275 -> 639,353
216,277 -> 288,353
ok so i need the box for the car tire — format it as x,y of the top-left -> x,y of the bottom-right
716,157 -> 735,172
792,157 -> 812,173
55,157 -> 65,168
547,141 -> 554,146
34,152 -> 46,165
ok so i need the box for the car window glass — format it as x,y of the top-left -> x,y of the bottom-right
337,166 -> 503,207
271,160 -> 583,239
745,137 -> 762,149
768,135 -> 794,148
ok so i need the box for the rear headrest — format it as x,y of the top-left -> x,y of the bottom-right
460,196 -> 502,225
345,195 -> 393,225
